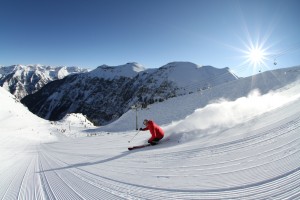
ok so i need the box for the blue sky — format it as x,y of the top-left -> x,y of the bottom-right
1,0 -> 300,76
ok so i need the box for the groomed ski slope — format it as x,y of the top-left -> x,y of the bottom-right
1,67 -> 300,199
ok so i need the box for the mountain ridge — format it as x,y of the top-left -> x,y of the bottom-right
21,62 -> 238,125
0,64 -> 88,99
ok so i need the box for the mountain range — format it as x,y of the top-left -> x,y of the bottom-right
19,62 -> 238,125
0,64 -> 88,99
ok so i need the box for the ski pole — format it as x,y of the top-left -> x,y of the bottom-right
128,130 -> 140,143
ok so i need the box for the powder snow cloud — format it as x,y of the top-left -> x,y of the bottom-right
164,85 -> 300,141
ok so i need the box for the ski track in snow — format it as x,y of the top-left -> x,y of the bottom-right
39,118 -> 299,200
2,111 -> 298,199
1,71 -> 300,199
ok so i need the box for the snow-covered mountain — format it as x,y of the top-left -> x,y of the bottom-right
0,64 -> 88,99
142,62 -> 238,96
100,65 -> 300,132
89,62 -> 146,79
21,62 -> 238,125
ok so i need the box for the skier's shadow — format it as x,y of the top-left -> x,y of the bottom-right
40,150 -> 140,173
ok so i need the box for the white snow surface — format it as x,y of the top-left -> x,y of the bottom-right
1,66 -> 300,199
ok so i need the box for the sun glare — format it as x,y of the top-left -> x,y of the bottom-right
248,47 -> 266,66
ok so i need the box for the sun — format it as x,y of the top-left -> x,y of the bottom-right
247,46 -> 267,67
223,27 -> 275,76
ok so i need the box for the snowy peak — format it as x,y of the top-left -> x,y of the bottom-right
160,62 -> 234,78
161,61 -> 200,68
0,64 -> 88,99
4,64 -> 87,79
150,62 -> 238,93
89,62 -> 146,79
51,66 -> 88,79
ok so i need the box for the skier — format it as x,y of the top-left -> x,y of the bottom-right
139,119 -> 164,145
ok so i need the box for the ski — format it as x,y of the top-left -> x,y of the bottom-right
128,138 -> 171,151
128,144 -> 151,151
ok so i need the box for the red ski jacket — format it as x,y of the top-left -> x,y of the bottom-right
141,120 -> 164,142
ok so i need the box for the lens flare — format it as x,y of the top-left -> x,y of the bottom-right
247,46 -> 267,67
